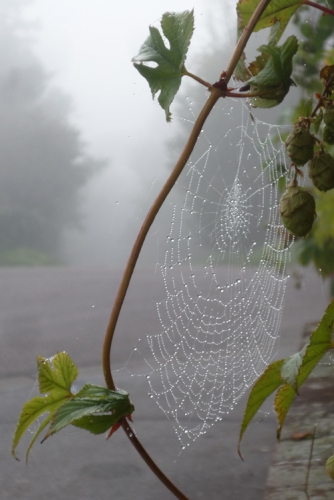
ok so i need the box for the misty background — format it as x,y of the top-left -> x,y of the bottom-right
0,0 -> 240,268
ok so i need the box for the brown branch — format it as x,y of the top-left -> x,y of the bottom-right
102,87 -> 221,390
102,0 -> 276,497
102,88 -> 221,500
121,419 -> 190,500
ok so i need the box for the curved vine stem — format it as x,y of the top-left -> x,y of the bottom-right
102,86 -> 221,389
102,0 -> 274,498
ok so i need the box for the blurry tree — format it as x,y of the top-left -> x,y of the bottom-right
0,0 -> 104,264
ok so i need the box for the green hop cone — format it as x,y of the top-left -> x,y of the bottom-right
308,150 -> 334,191
279,184 -> 316,237
323,125 -> 334,145
285,126 -> 315,166
323,108 -> 334,144
326,454 -> 334,480
324,108 -> 334,127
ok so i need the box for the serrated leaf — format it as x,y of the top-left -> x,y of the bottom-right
247,20 -> 281,78
12,394 -> 71,462
280,345 -> 307,393
237,0 -> 303,44
72,415 -> 117,435
38,352 -> 78,396
238,359 -> 284,458
247,36 -> 298,108
301,98 -> 313,118
132,10 -> 194,121
75,384 -> 129,403
275,301 -> 334,438
12,352 -> 77,461
46,389 -> 134,438
239,301 -> 334,455
12,354 -> 135,460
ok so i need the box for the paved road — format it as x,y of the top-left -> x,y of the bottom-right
0,265 -> 329,499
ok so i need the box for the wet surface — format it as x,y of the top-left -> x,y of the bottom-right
0,265 -> 329,499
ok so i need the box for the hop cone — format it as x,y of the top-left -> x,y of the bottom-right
308,150 -> 334,192
323,109 -> 334,145
279,184 -> 316,237
323,126 -> 334,145
285,126 -> 315,166
326,455 -> 334,480
324,108 -> 334,127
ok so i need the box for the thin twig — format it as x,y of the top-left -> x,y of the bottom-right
305,424 -> 317,499
102,87 -> 221,392
310,71 -> 334,117
121,419 -> 190,500
102,0 -> 278,497
184,68 -> 212,88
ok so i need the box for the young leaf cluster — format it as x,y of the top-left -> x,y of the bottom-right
12,352 -> 134,463
238,300 -> 334,458
132,3 -> 303,122
246,35 -> 298,108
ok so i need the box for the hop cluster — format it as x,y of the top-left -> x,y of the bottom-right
285,124 -> 315,166
279,183 -> 316,237
308,150 -> 334,192
281,110 -> 334,237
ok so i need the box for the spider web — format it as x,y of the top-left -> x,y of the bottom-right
126,96 -> 292,448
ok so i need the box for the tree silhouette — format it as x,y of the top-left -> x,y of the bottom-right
0,1 -> 104,263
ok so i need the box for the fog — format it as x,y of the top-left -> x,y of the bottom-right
8,0 -> 235,267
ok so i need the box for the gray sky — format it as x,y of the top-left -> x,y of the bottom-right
21,0 -> 236,265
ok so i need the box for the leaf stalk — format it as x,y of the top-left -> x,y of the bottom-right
184,68 -> 212,88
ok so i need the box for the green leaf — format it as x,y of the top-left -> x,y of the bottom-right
247,36 -> 298,108
12,395 -> 68,462
239,301 -> 334,455
275,301 -> 334,438
298,98 -> 313,118
280,345 -> 307,393
12,352 -> 77,462
246,20 -> 281,79
12,355 -> 135,461
132,10 -> 194,121
238,359 -> 284,458
237,0 -> 303,44
74,383 -> 129,403
38,352 -> 78,396
71,415 -> 118,435
46,386 -> 134,438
